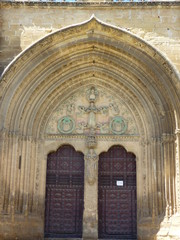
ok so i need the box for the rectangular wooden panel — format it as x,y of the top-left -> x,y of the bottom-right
44,145 -> 84,238
98,145 -> 137,239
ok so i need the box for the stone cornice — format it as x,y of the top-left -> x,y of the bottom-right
1,1 -> 180,9
45,133 -> 140,141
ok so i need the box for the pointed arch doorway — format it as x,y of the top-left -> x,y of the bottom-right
44,145 -> 84,238
98,145 -> 137,239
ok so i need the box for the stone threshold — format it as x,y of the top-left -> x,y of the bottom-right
44,239 -> 98,240
44,239 -> 82,240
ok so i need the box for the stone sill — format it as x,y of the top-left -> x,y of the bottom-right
1,1 -> 180,8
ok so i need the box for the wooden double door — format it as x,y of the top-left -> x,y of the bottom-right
98,145 -> 137,239
44,145 -> 137,239
44,145 -> 84,238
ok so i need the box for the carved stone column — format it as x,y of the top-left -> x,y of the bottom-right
175,129 -> 180,213
83,134 -> 99,239
0,129 -> 7,213
162,133 -> 176,219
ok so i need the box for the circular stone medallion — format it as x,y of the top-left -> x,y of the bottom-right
58,116 -> 75,134
110,116 -> 127,135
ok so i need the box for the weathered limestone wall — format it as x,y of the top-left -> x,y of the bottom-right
0,2 -> 180,240
0,2 -> 180,75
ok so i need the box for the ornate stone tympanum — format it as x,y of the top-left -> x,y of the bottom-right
46,86 -> 138,136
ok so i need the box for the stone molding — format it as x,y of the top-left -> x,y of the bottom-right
46,86 -> 139,136
0,15 -> 179,240
1,1 -> 180,8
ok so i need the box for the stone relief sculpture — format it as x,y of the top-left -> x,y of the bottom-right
57,116 -> 75,134
85,149 -> 99,185
109,102 -> 120,115
87,86 -> 99,102
86,133 -> 97,149
46,86 -> 138,136
66,103 -> 75,115
45,86 -> 139,237
97,122 -> 109,134
84,87 -> 99,185
110,116 -> 127,134
78,86 -> 109,131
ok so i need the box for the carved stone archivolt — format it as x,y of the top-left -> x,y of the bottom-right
0,15 -> 179,240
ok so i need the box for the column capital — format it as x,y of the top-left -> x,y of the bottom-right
161,133 -> 175,143
175,129 -> 180,136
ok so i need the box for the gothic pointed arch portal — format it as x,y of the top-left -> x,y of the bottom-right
0,16 -> 180,240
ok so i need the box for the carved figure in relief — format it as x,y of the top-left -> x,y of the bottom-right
89,88 -> 96,102
85,149 -> 99,185
76,122 -> 87,134
88,103 -> 98,129
109,102 -> 120,115
47,86 -> 139,136
79,87 -> 109,132
87,86 -> 99,103
66,103 -> 75,115
97,122 -> 109,134
86,132 -> 97,149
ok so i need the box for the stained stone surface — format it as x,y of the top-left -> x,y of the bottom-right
46,86 -> 138,136
0,2 -> 180,240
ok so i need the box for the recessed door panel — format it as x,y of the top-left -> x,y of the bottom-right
98,145 -> 137,239
44,145 -> 84,238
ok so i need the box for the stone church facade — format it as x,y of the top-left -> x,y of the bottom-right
0,1 -> 180,240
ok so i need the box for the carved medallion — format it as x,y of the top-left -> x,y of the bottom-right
57,116 -> 75,134
110,116 -> 127,135
46,86 -> 138,136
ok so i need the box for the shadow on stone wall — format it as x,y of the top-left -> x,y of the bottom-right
138,214 -> 165,240
0,22 -> 23,76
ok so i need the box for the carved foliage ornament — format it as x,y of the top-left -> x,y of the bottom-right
46,86 -> 138,136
